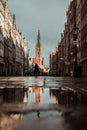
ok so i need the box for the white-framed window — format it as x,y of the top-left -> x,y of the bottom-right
86,35 -> 87,44
86,12 -> 87,24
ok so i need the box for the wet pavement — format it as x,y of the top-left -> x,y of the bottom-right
0,76 -> 87,130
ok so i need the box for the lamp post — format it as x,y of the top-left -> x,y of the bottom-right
72,25 -> 82,77
72,25 -> 78,64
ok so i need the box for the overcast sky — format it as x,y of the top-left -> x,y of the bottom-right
8,0 -> 71,67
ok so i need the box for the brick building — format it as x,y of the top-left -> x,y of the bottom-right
0,0 -> 29,76
80,0 -> 87,75
49,0 -> 87,76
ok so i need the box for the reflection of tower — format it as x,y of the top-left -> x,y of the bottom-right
32,87 -> 42,104
35,88 -> 42,104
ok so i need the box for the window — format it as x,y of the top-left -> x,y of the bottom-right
86,35 -> 87,44
86,12 -> 87,24
82,12 -> 87,28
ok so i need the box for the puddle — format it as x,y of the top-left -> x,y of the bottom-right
0,77 -> 87,130
28,87 -> 57,105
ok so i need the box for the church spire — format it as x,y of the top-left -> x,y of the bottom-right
37,30 -> 41,46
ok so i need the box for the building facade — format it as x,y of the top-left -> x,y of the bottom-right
49,49 -> 58,76
49,0 -> 87,76
80,0 -> 87,75
0,0 -> 29,76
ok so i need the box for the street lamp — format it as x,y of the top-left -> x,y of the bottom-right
72,25 -> 78,64
72,25 -> 82,78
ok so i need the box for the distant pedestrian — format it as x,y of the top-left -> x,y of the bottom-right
37,111 -> 40,118
33,64 -> 39,76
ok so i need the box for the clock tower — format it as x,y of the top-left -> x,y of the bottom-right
32,30 -> 44,75
32,30 -> 43,67
32,30 -> 44,72
36,30 -> 43,66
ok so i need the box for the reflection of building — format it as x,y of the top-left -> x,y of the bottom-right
50,88 -> 87,106
50,89 -> 59,103
23,88 -> 28,103
0,87 -> 28,103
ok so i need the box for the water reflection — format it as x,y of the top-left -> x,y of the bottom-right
28,87 -> 56,105
0,87 -> 28,104
29,87 -> 43,104
0,77 -> 87,130
50,88 -> 87,106
0,86 -> 87,106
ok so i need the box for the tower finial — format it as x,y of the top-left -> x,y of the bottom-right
37,30 -> 41,45
38,30 -> 40,39
38,30 -> 40,35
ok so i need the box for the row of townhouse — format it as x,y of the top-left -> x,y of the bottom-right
49,0 -> 87,77
0,0 -> 29,76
